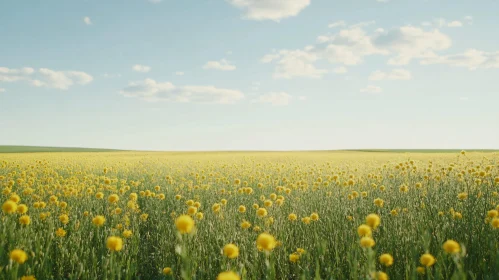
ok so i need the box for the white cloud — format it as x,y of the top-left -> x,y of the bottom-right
328,20 -> 346,28
459,97 -> 469,101
322,27 -> 388,65
226,0 -> 311,21
373,26 -> 452,65
149,0 -> 162,3
203,59 -> 236,71
350,21 -> 376,28
0,88 -> 5,93
120,78 -> 244,104
37,69 -> 93,90
254,92 -> 292,106
447,21 -> 463,27
175,71 -> 185,76
262,21 -> 496,79
83,17 -> 92,25
426,18 -> 469,28
368,69 -> 412,80
0,67 -> 93,90
298,96 -> 307,101
420,49 -> 499,70
333,66 -> 347,74
317,35 -> 330,43
0,67 -> 35,75
133,64 -> 151,73
360,85 -> 382,93
102,73 -> 121,78
262,49 -> 328,79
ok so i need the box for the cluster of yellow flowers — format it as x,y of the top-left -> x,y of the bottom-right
0,150 -> 498,279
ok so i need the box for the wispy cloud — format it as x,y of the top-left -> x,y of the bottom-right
203,59 -> 236,71
83,16 -> 92,25
121,78 -> 244,104
132,64 -> 151,73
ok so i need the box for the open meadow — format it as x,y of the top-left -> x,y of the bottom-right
1,150 -> 499,280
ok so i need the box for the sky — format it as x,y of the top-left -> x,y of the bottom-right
0,0 -> 498,151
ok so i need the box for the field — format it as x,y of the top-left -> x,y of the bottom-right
1,150 -> 499,280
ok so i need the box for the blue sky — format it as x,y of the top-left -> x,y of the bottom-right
0,0 -> 498,151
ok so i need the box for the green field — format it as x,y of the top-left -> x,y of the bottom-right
0,146 -> 123,153
347,149 -> 499,153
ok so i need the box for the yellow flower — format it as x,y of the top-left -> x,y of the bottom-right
360,237 -> 375,248
302,217 -> 311,224
212,203 -> 221,213
59,214 -> 69,225
379,253 -> 394,266
217,271 -> 240,280
256,208 -> 268,218
92,215 -> 106,227
256,233 -> 276,251
310,212 -> 319,221
264,200 -> 272,207
95,192 -> 104,199
457,192 -> 468,200
162,267 -> 172,275
17,204 -> 28,214
106,236 -> 123,251
223,244 -> 239,259
19,215 -> 31,225
417,266 -> 425,275
187,206 -> 197,215
357,224 -> 372,237
487,210 -> 498,218
288,213 -> 297,221
56,228 -> 66,237
140,213 -> 149,221
442,240 -> 460,254
108,194 -> 119,203
196,212 -> 204,220
372,271 -> 388,280
420,253 -> 436,267
21,276 -> 36,280
2,200 -> 17,214
175,215 -> 195,234
374,198 -> 384,207
289,253 -> 300,263
491,218 -> 499,228
238,205 -> 246,213
10,249 -> 28,264
10,194 -> 21,203
366,214 -> 381,229
119,228 -> 131,237
129,193 -> 138,201
241,220 -> 251,229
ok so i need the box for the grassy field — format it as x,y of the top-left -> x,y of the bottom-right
0,146 -> 123,153
1,150 -> 499,280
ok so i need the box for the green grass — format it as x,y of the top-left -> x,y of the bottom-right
0,145 -> 123,153
346,149 -> 499,153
